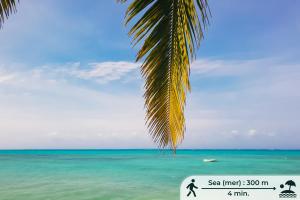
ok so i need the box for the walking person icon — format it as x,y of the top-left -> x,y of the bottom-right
186,179 -> 198,197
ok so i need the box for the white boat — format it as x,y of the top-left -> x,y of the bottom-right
203,159 -> 217,162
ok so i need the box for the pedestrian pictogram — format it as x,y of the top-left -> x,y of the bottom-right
186,179 -> 198,197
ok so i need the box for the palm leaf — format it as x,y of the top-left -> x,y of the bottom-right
0,0 -> 18,28
125,0 -> 210,149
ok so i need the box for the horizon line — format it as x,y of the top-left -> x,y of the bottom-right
0,148 -> 299,151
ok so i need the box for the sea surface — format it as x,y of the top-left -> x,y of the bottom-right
0,149 -> 299,200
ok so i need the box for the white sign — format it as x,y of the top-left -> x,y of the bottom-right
180,176 -> 300,200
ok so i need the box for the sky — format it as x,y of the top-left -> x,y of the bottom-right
0,0 -> 299,149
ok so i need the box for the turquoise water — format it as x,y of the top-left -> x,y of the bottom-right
0,150 -> 300,200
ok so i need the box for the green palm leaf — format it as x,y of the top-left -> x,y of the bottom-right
0,0 -> 18,28
125,0 -> 210,149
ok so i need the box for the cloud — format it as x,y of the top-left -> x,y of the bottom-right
181,57 -> 300,149
0,63 -> 150,149
0,61 -> 141,94
231,130 -> 239,136
71,61 -> 140,83
23,61 -> 141,85
0,74 -> 15,83
0,69 -> 16,83
247,129 -> 257,137
191,57 -> 293,77
0,57 -> 300,149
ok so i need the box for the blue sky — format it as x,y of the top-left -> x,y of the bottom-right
0,0 -> 299,149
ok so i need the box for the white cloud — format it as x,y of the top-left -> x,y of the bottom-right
20,61 -> 141,85
191,58 -> 260,76
181,57 -> 300,149
0,74 -> 15,83
248,129 -> 257,137
231,130 -> 239,135
192,57 -> 295,77
71,61 -> 140,83
0,57 -> 300,149
47,131 -> 60,138
0,70 -> 16,83
0,66 -> 150,149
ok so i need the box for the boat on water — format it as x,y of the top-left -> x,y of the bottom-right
203,159 -> 217,162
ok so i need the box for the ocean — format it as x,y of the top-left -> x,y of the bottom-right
0,150 -> 299,200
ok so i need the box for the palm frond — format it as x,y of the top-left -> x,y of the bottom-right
0,0 -> 18,28
125,0 -> 210,149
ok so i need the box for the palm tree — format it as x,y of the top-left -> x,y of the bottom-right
0,0 -> 18,28
0,0 -> 210,150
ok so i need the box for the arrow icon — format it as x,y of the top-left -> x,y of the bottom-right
201,187 -> 276,190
